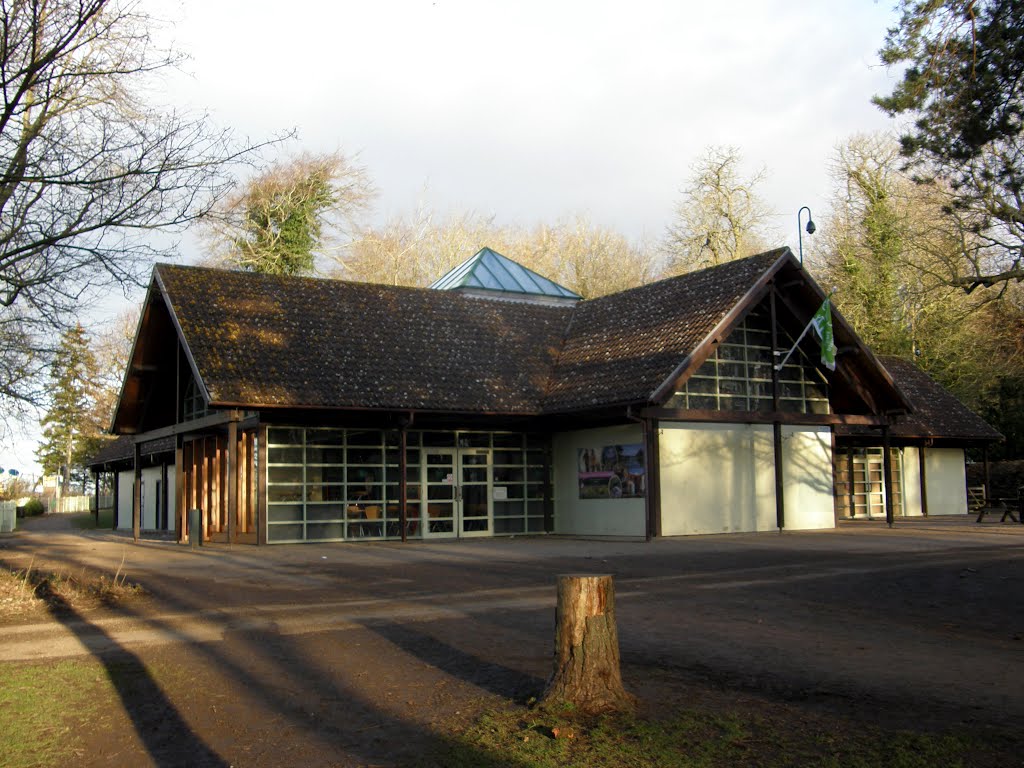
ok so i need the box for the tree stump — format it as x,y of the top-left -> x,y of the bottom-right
537,574 -> 633,715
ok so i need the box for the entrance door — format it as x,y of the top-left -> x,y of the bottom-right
837,448 -> 903,519
421,448 -> 492,538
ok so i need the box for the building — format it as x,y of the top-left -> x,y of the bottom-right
92,247 -> 1001,543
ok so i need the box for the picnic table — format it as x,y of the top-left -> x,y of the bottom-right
975,495 -> 1023,524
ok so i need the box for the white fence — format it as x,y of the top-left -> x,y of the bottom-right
47,495 -> 113,514
0,501 -> 14,533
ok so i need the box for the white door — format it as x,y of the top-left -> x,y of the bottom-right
421,448 -> 492,538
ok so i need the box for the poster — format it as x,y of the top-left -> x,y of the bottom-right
578,443 -> 646,499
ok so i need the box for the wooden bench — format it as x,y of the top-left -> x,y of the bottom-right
975,496 -> 1022,524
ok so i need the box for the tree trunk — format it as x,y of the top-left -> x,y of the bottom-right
537,574 -> 633,715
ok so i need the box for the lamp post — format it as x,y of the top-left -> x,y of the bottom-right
797,206 -> 816,265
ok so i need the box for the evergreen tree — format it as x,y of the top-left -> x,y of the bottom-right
36,325 -> 103,494
875,0 -> 1024,291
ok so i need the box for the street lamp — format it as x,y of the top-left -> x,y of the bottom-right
797,206 -> 816,265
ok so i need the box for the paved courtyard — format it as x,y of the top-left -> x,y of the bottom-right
1,515 -> 1022,766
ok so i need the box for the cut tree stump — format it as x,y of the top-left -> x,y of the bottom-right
537,573 -> 633,715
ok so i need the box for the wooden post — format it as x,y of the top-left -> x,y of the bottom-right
537,574 -> 633,715
773,422 -> 785,530
227,421 -> 238,544
112,469 -> 119,530
93,472 -> 100,525
132,441 -> 142,543
883,426 -> 895,527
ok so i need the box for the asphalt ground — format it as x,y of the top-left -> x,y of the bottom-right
1,514 -> 1022,766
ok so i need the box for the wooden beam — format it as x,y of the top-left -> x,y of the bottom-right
638,407 -> 887,426
650,274 -> 777,404
112,469 -> 119,530
133,441 -> 142,542
227,421 -> 238,544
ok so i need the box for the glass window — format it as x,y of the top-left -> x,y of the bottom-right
672,304 -> 830,415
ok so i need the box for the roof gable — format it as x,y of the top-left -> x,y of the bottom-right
430,247 -> 581,303
111,248 -> 926,433
543,249 -> 791,411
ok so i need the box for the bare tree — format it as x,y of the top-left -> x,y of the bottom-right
663,146 -> 777,274
204,151 -> 374,276
0,0 -> 279,408
344,207 -> 658,298
343,206 -> 515,287
519,215 -> 660,298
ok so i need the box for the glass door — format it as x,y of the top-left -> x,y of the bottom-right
459,449 -> 492,537
420,448 -> 492,538
423,449 -> 457,537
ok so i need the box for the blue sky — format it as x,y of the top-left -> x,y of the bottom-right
0,0 -> 904,476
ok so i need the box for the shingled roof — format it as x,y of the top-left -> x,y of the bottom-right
113,248 -> 917,431
876,356 -> 1002,443
155,266 -> 573,414
544,249 -> 787,410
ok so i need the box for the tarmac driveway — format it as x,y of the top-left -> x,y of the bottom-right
1,515 -> 1022,766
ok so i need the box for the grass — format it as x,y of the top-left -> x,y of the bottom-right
0,659 -> 111,768
70,508 -> 114,530
417,704 -> 996,768
0,555 -> 144,619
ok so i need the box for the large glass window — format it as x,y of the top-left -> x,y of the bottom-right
668,305 -> 829,415
265,428 -> 548,542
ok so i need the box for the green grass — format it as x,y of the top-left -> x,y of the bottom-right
0,660 -> 111,768
416,705 -> 991,768
70,508 -> 113,529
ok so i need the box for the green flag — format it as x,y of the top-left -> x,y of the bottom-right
810,298 -> 837,371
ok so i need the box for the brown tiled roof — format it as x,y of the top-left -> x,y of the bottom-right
86,434 -> 176,468
157,266 -> 573,414
878,356 -> 1002,442
133,251 -> 976,437
543,249 -> 788,410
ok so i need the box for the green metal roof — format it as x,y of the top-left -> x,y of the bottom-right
429,247 -> 582,300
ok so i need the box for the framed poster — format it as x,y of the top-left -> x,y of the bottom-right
578,443 -> 646,499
